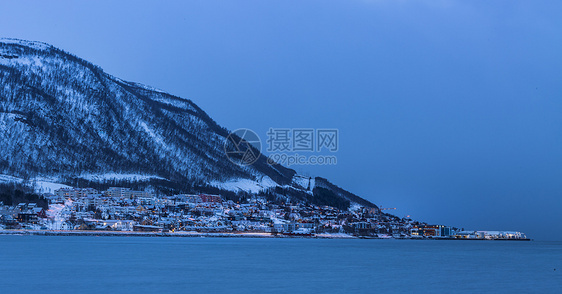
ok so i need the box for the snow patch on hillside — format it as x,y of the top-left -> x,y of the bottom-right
139,121 -> 166,146
0,174 -> 24,184
210,177 -> 278,194
79,173 -> 166,182
292,175 -> 314,190
0,174 -> 71,193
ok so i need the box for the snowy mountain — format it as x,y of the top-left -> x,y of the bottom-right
0,38 -> 376,209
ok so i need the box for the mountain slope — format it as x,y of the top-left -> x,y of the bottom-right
0,38 -> 376,209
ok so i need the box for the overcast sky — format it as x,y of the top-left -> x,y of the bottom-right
2,0 -> 561,240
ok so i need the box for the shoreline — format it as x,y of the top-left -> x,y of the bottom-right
0,230 -> 531,240
0,229 -> 354,239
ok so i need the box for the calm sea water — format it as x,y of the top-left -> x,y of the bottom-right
0,236 -> 561,293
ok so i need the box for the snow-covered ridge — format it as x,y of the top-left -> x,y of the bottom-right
0,38 -> 52,51
0,39 -> 261,184
125,80 -> 166,94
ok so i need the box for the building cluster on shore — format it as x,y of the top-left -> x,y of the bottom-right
0,187 -> 527,239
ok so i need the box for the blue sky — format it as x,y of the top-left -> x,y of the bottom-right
2,1 -> 561,240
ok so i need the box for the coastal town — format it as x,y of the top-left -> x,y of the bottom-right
0,186 -> 528,240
